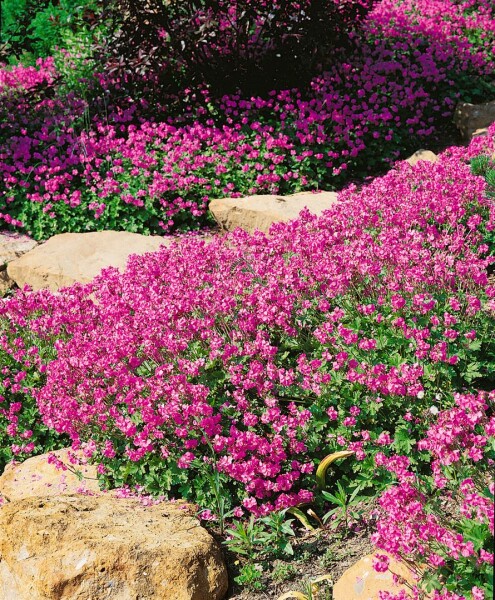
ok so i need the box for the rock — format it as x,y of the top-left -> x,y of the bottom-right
0,232 -> 38,267
0,271 -> 13,297
0,449 -> 100,501
454,100 -> 495,142
0,232 -> 38,295
0,495 -> 228,600
7,231 -> 172,291
333,552 -> 417,600
405,150 -> 438,166
472,128 -> 489,139
209,191 -> 339,234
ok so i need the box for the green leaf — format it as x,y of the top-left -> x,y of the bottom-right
394,428 -> 416,454
464,362 -> 483,383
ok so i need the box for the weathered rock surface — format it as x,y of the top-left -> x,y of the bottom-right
0,449 -> 100,501
0,271 -> 13,296
0,495 -> 228,600
471,127 -> 489,139
209,191 -> 339,234
333,553 -> 417,600
0,232 -> 38,295
7,230 -> 171,291
0,232 -> 38,266
454,100 -> 495,142
405,149 -> 438,166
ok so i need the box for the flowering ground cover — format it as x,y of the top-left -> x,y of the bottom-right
0,1 -> 494,597
1,120 -> 494,598
0,0 -> 494,239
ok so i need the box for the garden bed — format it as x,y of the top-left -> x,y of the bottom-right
0,2 -> 494,598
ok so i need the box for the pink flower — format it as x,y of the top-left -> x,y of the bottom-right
327,407 -> 338,420
372,553 -> 390,573
177,452 -> 195,468
199,509 -> 216,521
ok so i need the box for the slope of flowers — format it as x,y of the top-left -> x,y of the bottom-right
0,0 -> 493,239
1,126 -> 494,519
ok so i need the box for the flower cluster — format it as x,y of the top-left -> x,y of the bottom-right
372,391 -> 494,599
0,58 -> 57,92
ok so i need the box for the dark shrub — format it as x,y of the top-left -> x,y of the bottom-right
100,0 -> 375,95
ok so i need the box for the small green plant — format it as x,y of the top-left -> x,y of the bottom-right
295,549 -> 312,564
318,548 -> 336,570
234,562 -> 264,591
224,515 -> 265,559
52,30 -> 100,99
272,562 -> 297,583
322,482 -> 364,535
258,509 -> 296,557
224,510 -> 296,560
200,464 -> 232,536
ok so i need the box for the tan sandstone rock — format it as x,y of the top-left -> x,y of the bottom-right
0,271 -> 13,296
0,232 -> 38,266
405,149 -> 438,166
0,495 -> 228,600
472,128 -> 489,139
0,449 -> 100,501
7,230 -> 172,291
333,552 -> 417,600
209,191 -> 339,234
454,100 -> 495,142
0,232 -> 38,295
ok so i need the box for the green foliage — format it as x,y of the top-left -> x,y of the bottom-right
272,561 -> 297,583
52,29 -> 101,98
451,71 -> 495,103
97,451 -> 244,526
233,562 -> 264,591
258,510 -> 296,557
225,516 -> 266,558
224,510 -> 296,561
0,0 -> 48,61
321,483 -> 364,535
471,153 -> 495,200
200,465 -> 232,535
318,548 -> 336,570
1,0 -> 101,60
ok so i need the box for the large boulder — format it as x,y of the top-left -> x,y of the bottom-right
0,495 -> 228,600
0,449 -> 100,502
209,191 -> 339,234
333,552 -> 417,600
7,231 -> 171,291
0,232 -> 38,295
454,100 -> 495,143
